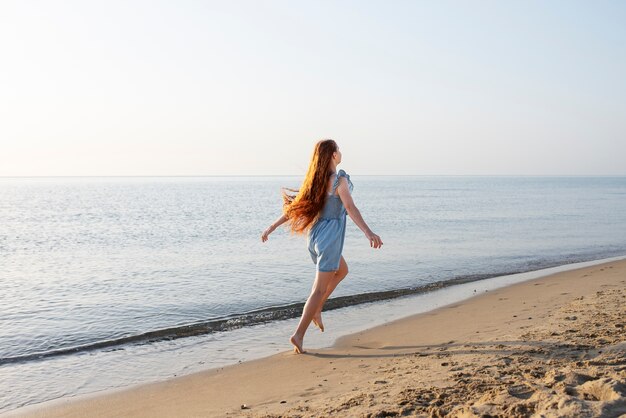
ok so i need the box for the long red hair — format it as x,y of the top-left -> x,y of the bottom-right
282,139 -> 338,234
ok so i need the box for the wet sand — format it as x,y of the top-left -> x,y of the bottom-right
5,259 -> 626,417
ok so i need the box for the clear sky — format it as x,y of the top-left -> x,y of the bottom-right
1,1 -> 625,176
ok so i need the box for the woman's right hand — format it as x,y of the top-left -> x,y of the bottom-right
366,231 -> 383,249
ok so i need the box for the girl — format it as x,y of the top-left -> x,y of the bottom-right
261,139 -> 383,354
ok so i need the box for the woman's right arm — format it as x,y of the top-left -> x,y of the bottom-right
336,177 -> 383,249
261,213 -> 289,242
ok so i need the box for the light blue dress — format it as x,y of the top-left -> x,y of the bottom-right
307,169 -> 354,272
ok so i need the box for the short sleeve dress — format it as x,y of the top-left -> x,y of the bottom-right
307,169 -> 354,272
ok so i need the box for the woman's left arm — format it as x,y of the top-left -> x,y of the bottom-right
261,214 -> 289,242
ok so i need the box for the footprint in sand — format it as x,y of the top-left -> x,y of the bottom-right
507,383 -> 534,399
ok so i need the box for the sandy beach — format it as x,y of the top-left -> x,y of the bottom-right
5,259 -> 625,418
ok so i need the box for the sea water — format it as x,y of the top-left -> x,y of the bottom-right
1,175 -> 625,412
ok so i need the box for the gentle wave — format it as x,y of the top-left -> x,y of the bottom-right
1,254 -> 608,366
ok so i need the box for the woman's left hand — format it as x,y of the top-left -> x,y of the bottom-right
261,227 -> 273,242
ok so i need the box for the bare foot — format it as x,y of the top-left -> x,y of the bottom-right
312,312 -> 325,332
290,334 -> 305,354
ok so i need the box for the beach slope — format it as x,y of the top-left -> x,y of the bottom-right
6,260 -> 626,417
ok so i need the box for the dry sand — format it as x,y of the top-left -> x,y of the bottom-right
5,259 -> 626,418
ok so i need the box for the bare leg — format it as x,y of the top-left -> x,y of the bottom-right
290,270 -> 335,354
312,257 -> 349,332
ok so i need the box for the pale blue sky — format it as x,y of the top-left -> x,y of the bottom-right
1,1 -> 625,176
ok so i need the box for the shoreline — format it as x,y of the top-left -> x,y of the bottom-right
5,257 -> 625,417
7,250 -> 625,367
5,255 -> 625,415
